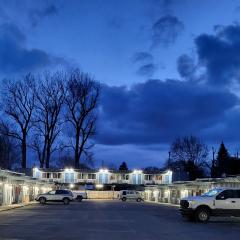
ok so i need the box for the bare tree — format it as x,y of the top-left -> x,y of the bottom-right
32,72 -> 66,168
0,75 -> 35,168
168,135 -> 209,180
65,70 -> 99,168
0,131 -> 20,169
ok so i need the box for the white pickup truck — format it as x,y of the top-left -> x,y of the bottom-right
180,188 -> 240,223
72,191 -> 88,202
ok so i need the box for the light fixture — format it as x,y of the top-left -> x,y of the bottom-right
69,184 -> 74,189
96,184 -> 103,189
99,169 -> 108,173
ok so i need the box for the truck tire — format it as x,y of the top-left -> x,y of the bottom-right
122,197 -> 127,202
136,198 -> 142,202
63,198 -> 70,205
39,197 -> 46,204
195,207 -> 210,223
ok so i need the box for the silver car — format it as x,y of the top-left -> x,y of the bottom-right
119,190 -> 143,202
35,189 -> 74,205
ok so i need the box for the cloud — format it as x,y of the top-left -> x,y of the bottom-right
195,24 -> 240,86
0,23 -> 65,74
151,15 -> 184,47
132,52 -> 154,63
29,4 -> 58,27
136,63 -> 157,77
96,79 -> 238,145
0,0 -> 59,28
177,54 -> 196,79
132,51 -> 157,77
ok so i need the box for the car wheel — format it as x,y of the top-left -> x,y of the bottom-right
39,197 -> 46,204
195,208 -> 210,223
122,197 -> 127,202
63,198 -> 70,205
136,198 -> 141,202
77,196 -> 83,202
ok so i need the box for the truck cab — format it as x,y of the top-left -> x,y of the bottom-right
180,188 -> 240,223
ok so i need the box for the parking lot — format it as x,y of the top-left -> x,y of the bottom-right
0,200 -> 240,240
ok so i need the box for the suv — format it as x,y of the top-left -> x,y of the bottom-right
35,190 -> 74,205
119,190 -> 143,202
180,188 -> 240,223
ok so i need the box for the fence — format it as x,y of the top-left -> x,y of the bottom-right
86,190 -> 120,199
144,177 -> 240,205
0,169 -> 53,206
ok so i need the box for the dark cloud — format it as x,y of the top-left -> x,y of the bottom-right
132,52 -> 153,63
132,51 -> 156,77
0,0 -> 59,28
0,23 -> 64,74
152,15 -> 184,47
29,4 -> 58,27
136,63 -> 156,77
195,24 -> 240,86
96,79 -> 238,145
177,54 -> 196,79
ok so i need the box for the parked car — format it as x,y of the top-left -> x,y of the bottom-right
35,189 -> 74,205
180,188 -> 240,223
72,191 -> 88,202
118,190 -> 143,202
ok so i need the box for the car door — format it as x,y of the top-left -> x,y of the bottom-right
55,190 -> 65,201
214,190 -> 238,215
47,191 -> 56,201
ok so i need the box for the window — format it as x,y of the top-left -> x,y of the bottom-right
155,175 -> 162,181
48,191 -> 56,195
78,173 -> 83,179
53,173 -> 58,178
125,175 -> 129,180
216,190 -> 240,200
42,173 -> 47,178
88,174 -> 96,179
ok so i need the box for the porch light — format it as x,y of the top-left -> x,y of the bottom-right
96,184 -> 103,189
99,169 -> 108,173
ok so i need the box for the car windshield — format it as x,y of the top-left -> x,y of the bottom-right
201,189 -> 223,197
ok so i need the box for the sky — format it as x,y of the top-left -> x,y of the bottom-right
1,0 -> 240,168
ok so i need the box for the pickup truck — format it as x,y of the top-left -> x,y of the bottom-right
180,188 -> 240,223
72,191 -> 88,202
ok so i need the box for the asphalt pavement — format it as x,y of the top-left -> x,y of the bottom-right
0,200 -> 240,240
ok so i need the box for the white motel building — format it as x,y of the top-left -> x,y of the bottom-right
32,168 -> 173,185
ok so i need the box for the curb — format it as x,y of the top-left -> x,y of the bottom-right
0,201 -> 37,212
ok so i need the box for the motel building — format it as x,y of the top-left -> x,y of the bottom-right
32,167 -> 173,186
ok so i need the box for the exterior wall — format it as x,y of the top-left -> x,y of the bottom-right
33,167 -> 173,185
0,169 -> 53,207
144,177 -> 240,205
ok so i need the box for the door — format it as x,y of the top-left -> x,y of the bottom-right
215,190 -> 240,215
47,191 -> 56,201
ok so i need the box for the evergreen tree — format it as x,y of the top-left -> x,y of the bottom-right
216,142 -> 230,177
119,162 -> 128,171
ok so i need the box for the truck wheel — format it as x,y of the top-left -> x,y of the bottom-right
122,197 -> 127,202
136,198 -> 141,202
63,198 -> 70,205
77,196 -> 83,202
39,197 -> 46,204
195,208 -> 210,223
